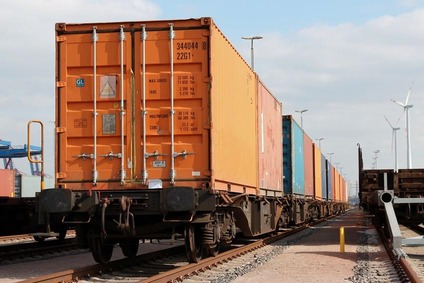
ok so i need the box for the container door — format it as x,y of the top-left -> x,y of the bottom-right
56,26 -> 133,189
134,25 -> 210,188
56,23 -> 210,190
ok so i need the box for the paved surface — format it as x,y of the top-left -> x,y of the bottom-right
232,208 -> 397,283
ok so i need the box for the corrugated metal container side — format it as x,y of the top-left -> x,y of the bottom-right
334,170 -> 340,202
55,18 -> 262,194
303,133 -> 314,197
0,169 -> 15,197
283,115 -> 305,196
321,154 -> 327,200
16,175 -> 55,198
313,144 -> 322,200
209,20 -> 258,194
327,161 -> 333,200
257,80 -> 282,193
342,178 -> 347,202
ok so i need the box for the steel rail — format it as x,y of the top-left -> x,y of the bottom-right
140,223 -> 318,282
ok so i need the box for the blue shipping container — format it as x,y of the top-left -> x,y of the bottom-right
283,115 -> 305,195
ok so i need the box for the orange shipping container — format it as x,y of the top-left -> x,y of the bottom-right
55,18 -> 277,195
303,134 -> 314,197
0,169 -> 15,197
343,178 -> 347,202
335,171 -> 341,202
313,144 -> 322,200
258,80 -> 282,193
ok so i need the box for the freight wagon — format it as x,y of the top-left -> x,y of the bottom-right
0,170 -> 64,239
282,115 -> 347,226
36,17 -> 348,264
358,144 -> 424,225
0,141 -> 65,239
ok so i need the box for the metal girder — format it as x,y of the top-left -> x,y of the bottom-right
0,145 -> 41,158
381,195 -> 424,251
383,201 -> 403,249
393,197 -> 424,204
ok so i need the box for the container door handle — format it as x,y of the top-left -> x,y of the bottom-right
173,150 -> 194,159
100,151 -> 122,160
73,152 -> 94,160
145,150 -> 168,160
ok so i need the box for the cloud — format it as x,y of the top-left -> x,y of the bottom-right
0,0 -> 161,174
2,1 -> 424,189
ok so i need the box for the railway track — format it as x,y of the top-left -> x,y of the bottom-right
376,223 -> 424,283
0,231 -> 77,265
0,234 -> 38,244
19,213 -> 423,283
399,224 -> 424,282
21,220 -> 318,283
0,238 -> 78,265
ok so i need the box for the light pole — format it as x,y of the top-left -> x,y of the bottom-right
242,36 -> 263,70
295,109 -> 308,129
315,138 -> 324,149
327,152 -> 334,163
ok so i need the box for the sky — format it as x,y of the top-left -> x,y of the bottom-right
1,0 -> 424,196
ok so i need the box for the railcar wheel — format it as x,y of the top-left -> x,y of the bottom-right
185,224 -> 203,263
120,238 -> 139,258
91,237 -> 114,264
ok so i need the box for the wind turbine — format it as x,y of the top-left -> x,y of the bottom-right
384,116 -> 400,172
391,85 -> 413,169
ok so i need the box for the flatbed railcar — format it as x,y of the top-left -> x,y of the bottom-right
0,170 -> 67,241
0,143 -> 67,240
37,17 -> 348,264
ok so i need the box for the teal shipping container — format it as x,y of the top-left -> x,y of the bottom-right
283,115 -> 305,196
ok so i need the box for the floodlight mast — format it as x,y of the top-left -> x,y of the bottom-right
241,36 -> 263,70
295,109 -> 308,129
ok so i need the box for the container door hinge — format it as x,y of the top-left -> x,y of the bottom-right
56,36 -> 66,42
56,172 -> 66,179
56,127 -> 66,133
56,81 -> 66,88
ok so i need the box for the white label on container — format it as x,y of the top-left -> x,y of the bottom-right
192,171 -> 201,177
148,179 -> 162,189
100,76 -> 117,98
153,160 -> 166,168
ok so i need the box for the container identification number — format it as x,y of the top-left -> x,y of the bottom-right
175,41 -> 206,61
176,42 -> 199,50
177,52 -> 192,60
